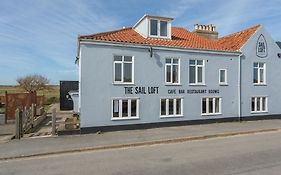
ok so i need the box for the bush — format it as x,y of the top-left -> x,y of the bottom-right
44,96 -> 59,105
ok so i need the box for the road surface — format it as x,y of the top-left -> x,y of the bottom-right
1,131 -> 281,175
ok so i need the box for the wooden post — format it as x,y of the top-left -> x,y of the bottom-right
15,109 -> 23,139
5,91 -> 7,124
20,109 -> 23,138
31,104 -> 35,128
52,108 -> 56,136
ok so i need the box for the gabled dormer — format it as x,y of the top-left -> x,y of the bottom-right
133,14 -> 173,40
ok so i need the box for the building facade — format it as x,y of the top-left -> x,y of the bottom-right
77,15 -> 281,132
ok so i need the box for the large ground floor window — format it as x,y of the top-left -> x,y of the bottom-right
251,96 -> 267,113
112,98 -> 139,120
202,97 -> 222,115
160,97 -> 183,117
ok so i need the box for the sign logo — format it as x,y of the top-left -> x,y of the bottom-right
256,34 -> 267,58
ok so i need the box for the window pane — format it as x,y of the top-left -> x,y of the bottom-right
197,67 -> 203,83
114,63 -> 122,82
215,98 -> 220,113
114,55 -> 122,61
173,59 -> 178,64
131,99 -> 137,117
172,65 -> 178,83
124,56 -> 132,62
123,63 -> 132,82
220,70 -> 225,83
259,63 -> 264,68
176,99 -> 181,115
202,98 -> 206,114
169,99 -> 173,115
254,63 -> 258,67
166,65 -> 171,83
113,100 -> 119,118
209,98 -> 213,113
253,68 -> 258,83
189,60 -> 195,65
260,69 -> 264,83
166,58 -> 171,63
122,100 -> 128,117
150,19 -> 158,36
251,98 -> 255,111
189,66 -> 195,83
197,60 -> 203,65
262,97 -> 266,111
256,97 -> 260,111
160,21 -> 167,36
161,99 -> 166,116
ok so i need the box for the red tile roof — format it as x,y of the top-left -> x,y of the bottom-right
217,25 -> 260,51
79,25 -> 260,52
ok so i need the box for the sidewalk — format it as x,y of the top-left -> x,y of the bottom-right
0,119 -> 281,160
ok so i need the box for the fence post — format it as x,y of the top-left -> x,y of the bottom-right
52,108 -> 56,136
5,91 -> 8,124
31,104 -> 35,128
15,109 -> 23,139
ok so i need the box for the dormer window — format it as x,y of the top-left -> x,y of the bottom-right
133,15 -> 173,39
149,19 -> 168,38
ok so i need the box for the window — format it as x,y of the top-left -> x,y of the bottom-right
219,69 -> 227,85
202,97 -> 221,115
189,60 -> 205,85
165,58 -> 180,84
149,19 -> 168,37
114,56 -> 134,84
253,63 -> 266,85
251,97 -> 267,113
160,98 -> 183,117
112,98 -> 139,119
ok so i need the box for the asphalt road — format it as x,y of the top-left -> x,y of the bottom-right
1,131 -> 281,175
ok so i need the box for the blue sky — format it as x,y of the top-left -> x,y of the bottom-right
1,0 -> 281,85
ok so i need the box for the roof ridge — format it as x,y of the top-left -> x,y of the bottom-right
219,24 -> 261,39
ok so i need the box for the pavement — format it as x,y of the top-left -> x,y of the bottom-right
0,123 -> 15,144
0,119 -> 281,160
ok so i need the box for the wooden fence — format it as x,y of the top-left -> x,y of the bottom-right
15,104 -> 46,139
0,92 -> 44,123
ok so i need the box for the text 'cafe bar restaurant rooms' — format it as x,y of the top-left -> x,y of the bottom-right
76,14 -> 281,133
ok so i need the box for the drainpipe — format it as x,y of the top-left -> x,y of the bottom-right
238,53 -> 242,122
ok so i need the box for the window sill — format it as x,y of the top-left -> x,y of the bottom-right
111,117 -> 140,121
201,113 -> 222,116
219,83 -> 228,86
253,84 -> 267,86
148,35 -> 170,40
160,115 -> 184,119
189,84 -> 206,86
165,83 -> 182,86
250,111 -> 268,114
113,82 -> 135,86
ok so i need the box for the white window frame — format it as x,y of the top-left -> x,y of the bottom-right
219,69 -> 228,85
201,97 -> 222,116
165,58 -> 181,85
113,55 -> 134,84
149,19 -> 169,38
111,97 -> 140,120
251,96 -> 268,113
189,59 -> 205,85
253,62 -> 266,85
160,97 -> 183,118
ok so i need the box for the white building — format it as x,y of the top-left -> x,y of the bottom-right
76,15 -> 281,133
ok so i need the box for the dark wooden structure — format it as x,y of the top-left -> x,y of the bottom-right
60,81 -> 79,110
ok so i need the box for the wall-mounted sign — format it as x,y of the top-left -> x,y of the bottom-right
168,89 -> 219,94
256,34 -> 268,58
125,86 -> 159,94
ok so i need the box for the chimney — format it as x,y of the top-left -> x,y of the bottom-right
193,24 -> 218,40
